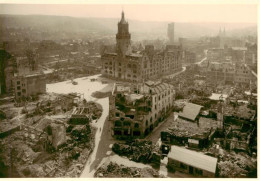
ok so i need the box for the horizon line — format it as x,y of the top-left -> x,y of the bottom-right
0,13 -> 257,25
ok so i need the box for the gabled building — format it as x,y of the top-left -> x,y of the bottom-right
168,145 -> 218,177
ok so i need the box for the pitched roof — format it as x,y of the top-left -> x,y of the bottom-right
168,146 -> 218,173
178,102 -> 202,121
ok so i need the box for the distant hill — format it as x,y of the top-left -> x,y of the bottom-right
0,14 -> 257,41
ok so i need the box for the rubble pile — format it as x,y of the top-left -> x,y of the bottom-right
94,161 -> 162,178
218,151 -> 257,178
0,93 -> 100,177
85,101 -> 102,120
167,117 -> 218,137
0,123 -> 96,177
112,140 -> 154,164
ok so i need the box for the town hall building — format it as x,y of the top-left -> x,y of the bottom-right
101,11 -> 182,82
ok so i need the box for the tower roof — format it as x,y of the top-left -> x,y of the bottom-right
119,11 -> 127,24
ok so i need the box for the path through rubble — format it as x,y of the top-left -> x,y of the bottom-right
46,74 -> 111,177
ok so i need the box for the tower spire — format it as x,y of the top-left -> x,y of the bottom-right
119,10 -> 127,24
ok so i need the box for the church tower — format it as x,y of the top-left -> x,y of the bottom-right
116,11 -> 131,56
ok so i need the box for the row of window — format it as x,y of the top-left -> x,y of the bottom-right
114,120 -> 139,128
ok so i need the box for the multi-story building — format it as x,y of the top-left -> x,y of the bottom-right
168,23 -> 175,44
101,12 -> 182,82
14,73 -> 46,99
0,49 -> 15,94
206,62 -> 256,85
245,43 -> 257,66
230,47 -> 247,63
110,81 -> 175,138
13,50 -> 46,100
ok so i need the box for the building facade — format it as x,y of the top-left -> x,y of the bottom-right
14,73 -> 46,100
101,12 -> 182,82
110,81 -> 175,138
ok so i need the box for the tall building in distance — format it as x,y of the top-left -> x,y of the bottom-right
168,23 -> 175,44
101,12 -> 182,82
218,27 -> 226,48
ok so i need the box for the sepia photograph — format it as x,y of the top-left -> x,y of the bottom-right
0,0 -> 258,178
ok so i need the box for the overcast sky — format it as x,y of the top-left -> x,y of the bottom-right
0,3 -> 258,23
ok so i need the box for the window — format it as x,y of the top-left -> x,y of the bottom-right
195,168 -> 203,175
22,89 -> 26,93
180,163 -> 187,169
124,121 -> 131,126
146,120 -> 148,126
134,123 -> 139,128
115,112 -> 120,117
150,117 -> 153,122
115,121 -> 122,127
17,86 -> 21,90
119,63 -> 121,66
17,92 -> 21,96
17,81 -> 20,85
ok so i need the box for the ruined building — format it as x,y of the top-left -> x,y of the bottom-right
0,49 -> 15,94
13,49 -> 46,100
101,12 -> 182,82
109,81 -> 175,138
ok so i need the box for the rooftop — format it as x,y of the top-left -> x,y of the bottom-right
178,102 -> 203,121
209,93 -> 228,101
168,145 -> 218,173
